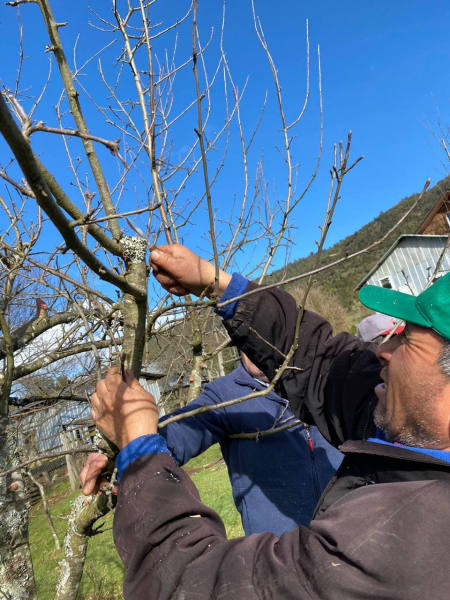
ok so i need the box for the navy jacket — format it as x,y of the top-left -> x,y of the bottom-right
159,363 -> 342,536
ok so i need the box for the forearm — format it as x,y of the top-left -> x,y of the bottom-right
158,389 -> 228,466
219,281 -> 379,444
113,453 -> 314,600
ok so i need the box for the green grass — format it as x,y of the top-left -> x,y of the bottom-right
29,445 -> 243,599
183,445 -> 244,539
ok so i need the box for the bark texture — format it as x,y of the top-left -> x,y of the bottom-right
0,419 -> 38,600
187,354 -> 204,403
121,236 -> 147,375
54,493 -> 110,600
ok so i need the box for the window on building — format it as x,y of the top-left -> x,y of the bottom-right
379,276 -> 393,289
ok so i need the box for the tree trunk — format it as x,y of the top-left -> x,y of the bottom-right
186,305 -> 204,404
0,418 -> 38,600
54,241 -> 147,599
54,493 -> 110,600
187,355 -> 204,404
121,239 -> 148,375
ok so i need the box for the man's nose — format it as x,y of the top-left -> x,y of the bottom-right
375,334 -> 402,363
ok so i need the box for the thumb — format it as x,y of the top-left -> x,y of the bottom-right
125,369 -> 144,390
150,246 -> 177,272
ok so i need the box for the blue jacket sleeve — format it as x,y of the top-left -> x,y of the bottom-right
158,383 -> 232,467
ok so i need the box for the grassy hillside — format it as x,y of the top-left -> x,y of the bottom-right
267,177 -> 450,309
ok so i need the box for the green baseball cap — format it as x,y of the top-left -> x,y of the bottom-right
359,272 -> 450,341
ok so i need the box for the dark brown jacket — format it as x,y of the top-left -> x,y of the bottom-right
114,284 -> 450,599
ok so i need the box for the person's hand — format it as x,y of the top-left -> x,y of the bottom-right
150,244 -> 231,298
90,367 -> 158,450
80,453 -> 117,496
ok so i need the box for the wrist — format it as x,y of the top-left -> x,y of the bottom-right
201,268 -> 231,298
218,271 -> 232,297
117,424 -> 157,450
116,434 -> 171,482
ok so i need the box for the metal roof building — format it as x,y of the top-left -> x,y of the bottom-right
355,234 -> 450,294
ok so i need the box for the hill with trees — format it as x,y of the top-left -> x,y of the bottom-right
267,177 -> 450,309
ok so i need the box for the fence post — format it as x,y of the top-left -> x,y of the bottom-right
60,428 -> 80,491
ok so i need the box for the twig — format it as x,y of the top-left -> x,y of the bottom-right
429,233 -> 450,283
25,122 -> 120,155
158,383 -> 281,429
216,178 -> 431,309
192,0 -> 220,297
0,447 -> 92,478
248,327 -> 286,358
228,419 -> 302,439
91,204 -> 160,224
25,468 -> 61,550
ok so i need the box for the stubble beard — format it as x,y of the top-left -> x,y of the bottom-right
374,400 -> 442,449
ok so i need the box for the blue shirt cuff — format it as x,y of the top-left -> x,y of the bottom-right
215,273 -> 248,321
116,434 -> 172,482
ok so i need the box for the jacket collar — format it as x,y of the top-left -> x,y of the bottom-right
340,439 -> 450,468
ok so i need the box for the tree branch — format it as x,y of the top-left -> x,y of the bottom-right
37,158 -> 123,257
0,447 -> 91,479
228,418 -> 302,439
11,336 -> 123,381
27,122 -> 120,154
0,92 -> 146,300
0,309 -> 79,361
216,178 -> 431,309
36,0 -> 122,241
0,309 -> 14,418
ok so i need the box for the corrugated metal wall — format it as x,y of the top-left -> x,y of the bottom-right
15,378 -> 164,456
366,237 -> 450,294
138,378 -> 164,416
17,401 -> 92,454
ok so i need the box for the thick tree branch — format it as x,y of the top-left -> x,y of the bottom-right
0,310 -> 79,361
0,92 -> 146,300
54,492 -> 112,600
0,309 -> 14,418
11,336 -> 123,381
37,158 -> 123,257
36,0 -> 122,241
13,395 -> 89,407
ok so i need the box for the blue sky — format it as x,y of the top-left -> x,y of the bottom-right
1,0 -> 450,279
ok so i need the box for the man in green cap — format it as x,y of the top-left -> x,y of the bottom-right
84,244 -> 450,600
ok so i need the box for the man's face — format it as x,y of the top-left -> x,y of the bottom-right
374,323 -> 450,449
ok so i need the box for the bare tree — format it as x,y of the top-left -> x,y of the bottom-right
0,0 -> 322,592
0,1 -> 428,598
